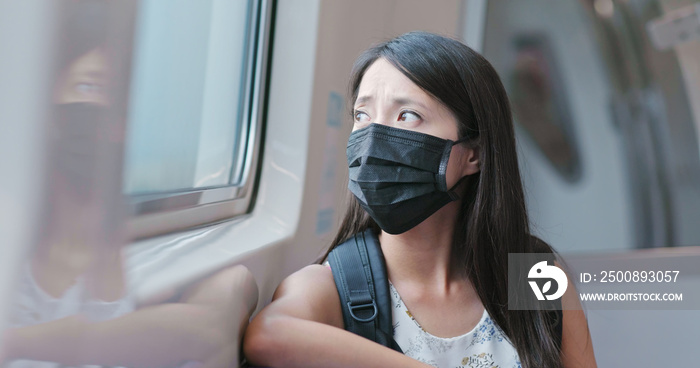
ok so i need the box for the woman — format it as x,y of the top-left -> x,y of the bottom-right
244,31 -> 596,368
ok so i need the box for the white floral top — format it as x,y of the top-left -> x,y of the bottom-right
390,283 -> 521,368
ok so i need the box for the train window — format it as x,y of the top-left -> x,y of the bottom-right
123,0 -> 270,238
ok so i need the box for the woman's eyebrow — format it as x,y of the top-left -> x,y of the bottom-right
354,96 -> 429,111
355,95 -> 372,106
392,97 -> 428,111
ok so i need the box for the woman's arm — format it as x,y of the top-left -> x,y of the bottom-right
243,264 -> 432,368
3,303 -> 226,367
2,265 -> 257,368
560,270 -> 597,368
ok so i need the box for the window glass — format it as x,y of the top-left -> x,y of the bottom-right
123,0 -> 252,195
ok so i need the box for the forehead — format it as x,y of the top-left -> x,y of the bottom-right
356,58 -> 432,103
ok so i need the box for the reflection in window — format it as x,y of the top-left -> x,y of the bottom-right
509,33 -> 582,182
124,0 -> 253,194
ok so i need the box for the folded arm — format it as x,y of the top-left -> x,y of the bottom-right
243,264 -> 431,368
1,265 -> 257,368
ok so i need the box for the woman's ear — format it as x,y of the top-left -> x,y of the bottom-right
447,142 -> 480,188
462,144 -> 480,176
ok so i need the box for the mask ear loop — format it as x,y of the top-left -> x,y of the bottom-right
453,135 -> 471,145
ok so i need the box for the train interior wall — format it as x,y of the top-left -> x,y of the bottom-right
476,0 -> 700,366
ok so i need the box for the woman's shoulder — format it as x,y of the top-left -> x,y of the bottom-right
270,264 -> 343,327
528,234 -> 557,254
275,264 -> 336,298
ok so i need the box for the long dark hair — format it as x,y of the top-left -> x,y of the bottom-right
323,32 -> 563,368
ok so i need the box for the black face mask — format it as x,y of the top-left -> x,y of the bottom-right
51,103 -> 112,191
346,123 -> 469,234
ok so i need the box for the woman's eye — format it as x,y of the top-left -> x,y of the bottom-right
398,111 -> 421,123
354,111 -> 370,122
75,82 -> 102,95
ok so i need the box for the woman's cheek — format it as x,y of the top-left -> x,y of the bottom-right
445,145 -> 469,189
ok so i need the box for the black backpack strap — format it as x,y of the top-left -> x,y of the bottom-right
328,229 -> 402,353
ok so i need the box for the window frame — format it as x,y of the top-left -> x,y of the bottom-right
125,0 -> 273,240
